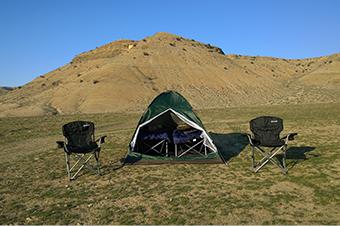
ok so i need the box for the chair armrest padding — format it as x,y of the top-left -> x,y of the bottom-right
56,141 -> 65,148
282,133 -> 298,143
96,136 -> 107,144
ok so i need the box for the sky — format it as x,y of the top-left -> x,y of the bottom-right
0,0 -> 340,87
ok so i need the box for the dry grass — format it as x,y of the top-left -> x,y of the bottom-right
0,103 -> 339,224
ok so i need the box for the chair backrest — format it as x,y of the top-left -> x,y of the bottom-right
62,121 -> 95,147
250,116 -> 283,146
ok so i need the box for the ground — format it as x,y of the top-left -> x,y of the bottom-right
0,103 -> 339,224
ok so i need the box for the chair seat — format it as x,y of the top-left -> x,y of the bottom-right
66,142 -> 99,153
251,138 -> 285,147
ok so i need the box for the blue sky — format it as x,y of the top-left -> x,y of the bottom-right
1,0 -> 340,86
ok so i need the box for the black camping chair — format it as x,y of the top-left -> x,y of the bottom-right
56,121 -> 106,180
247,116 -> 297,174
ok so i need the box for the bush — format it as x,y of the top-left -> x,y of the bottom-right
143,52 -> 150,56
52,81 -> 59,86
93,80 -> 99,84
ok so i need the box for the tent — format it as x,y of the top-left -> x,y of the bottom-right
126,91 -> 221,164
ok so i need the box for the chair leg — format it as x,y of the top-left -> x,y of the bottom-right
253,146 -> 288,174
282,145 -> 287,174
65,152 -> 71,180
251,146 -> 256,171
94,151 -> 101,175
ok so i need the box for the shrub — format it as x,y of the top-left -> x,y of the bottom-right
52,81 -> 59,86
93,80 -> 99,84
143,52 -> 150,56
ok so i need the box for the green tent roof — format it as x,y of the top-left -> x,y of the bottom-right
138,90 -> 205,129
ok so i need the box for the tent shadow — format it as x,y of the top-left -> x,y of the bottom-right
209,132 -> 249,163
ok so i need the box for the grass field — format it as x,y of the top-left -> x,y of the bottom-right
0,103 -> 339,224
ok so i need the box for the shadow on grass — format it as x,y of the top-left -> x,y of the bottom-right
100,160 -> 126,175
286,146 -> 317,159
209,132 -> 249,163
285,146 -> 318,169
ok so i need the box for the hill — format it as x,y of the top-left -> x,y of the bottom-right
0,87 -> 13,96
0,32 -> 339,117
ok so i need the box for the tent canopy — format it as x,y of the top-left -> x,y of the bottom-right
138,90 -> 205,129
127,91 -> 220,163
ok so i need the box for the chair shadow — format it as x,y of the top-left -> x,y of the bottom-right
99,158 -> 126,176
284,146 -> 318,169
209,132 -> 249,163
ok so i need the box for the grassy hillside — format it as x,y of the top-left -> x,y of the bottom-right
0,103 -> 339,224
0,87 -> 13,96
1,32 -> 339,117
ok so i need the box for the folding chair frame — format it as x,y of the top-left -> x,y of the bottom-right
57,136 -> 106,181
247,133 -> 297,174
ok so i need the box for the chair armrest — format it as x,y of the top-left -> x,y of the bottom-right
56,141 -> 65,149
282,133 -> 298,143
96,136 -> 107,146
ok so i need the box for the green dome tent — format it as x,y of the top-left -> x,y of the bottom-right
126,91 -> 221,163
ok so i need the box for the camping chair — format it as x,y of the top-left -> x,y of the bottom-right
139,131 -> 170,157
56,121 -> 106,180
173,129 -> 207,158
247,116 -> 297,174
